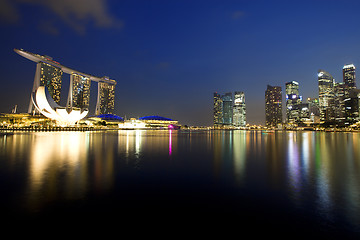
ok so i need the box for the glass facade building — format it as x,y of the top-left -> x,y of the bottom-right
343,64 -> 356,89
233,91 -> 246,127
265,85 -> 282,127
213,92 -> 223,126
28,61 -> 63,113
285,81 -> 302,124
334,82 -> 347,124
67,73 -> 91,110
95,79 -> 116,115
318,70 -> 335,122
344,88 -> 360,125
39,62 -> 63,104
222,92 -> 233,125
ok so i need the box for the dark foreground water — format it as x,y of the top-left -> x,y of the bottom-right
0,130 -> 360,238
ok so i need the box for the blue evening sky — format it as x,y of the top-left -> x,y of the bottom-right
1,0 -> 360,126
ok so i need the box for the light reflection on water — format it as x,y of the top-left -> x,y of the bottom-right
0,130 -> 360,235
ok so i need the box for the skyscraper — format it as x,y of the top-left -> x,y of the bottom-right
334,82 -> 346,124
265,85 -> 282,128
307,98 -> 320,123
67,73 -> 91,110
95,78 -> 116,115
318,69 -> 335,122
28,61 -> 63,113
343,64 -> 356,88
213,92 -> 223,126
233,91 -> 246,127
222,92 -> 233,125
285,81 -> 302,124
344,88 -> 360,125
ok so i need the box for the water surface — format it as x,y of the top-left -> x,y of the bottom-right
0,130 -> 359,237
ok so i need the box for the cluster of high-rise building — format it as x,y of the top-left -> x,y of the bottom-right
265,64 -> 360,128
213,91 -> 246,128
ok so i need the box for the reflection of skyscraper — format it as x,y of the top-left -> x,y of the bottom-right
343,64 -> 356,89
318,70 -> 335,122
222,92 -> 233,125
265,85 -> 282,127
213,92 -> 223,126
233,91 -> 246,127
67,73 -> 91,110
28,61 -> 63,113
95,78 -> 116,115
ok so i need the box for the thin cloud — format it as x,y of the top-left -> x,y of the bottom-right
38,21 -> 59,36
0,0 -> 123,34
232,10 -> 245,20
156,62 -> 170,70
0,0 -> 20,23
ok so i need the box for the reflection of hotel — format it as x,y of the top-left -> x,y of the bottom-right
14,48 -> 116,125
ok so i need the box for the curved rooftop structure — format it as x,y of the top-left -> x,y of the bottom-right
14,48 -> 116,85
317,69 -> 334,80
95,114 -> 124,121
138,116 -> 174,121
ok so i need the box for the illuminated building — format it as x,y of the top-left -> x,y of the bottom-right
233,91 -> 246,127
14,48 -> 116,125
343,64 -> 356,88
334,82 -> 347,125
285,81 -> 302,124
265,85 -> 282,128
95,78 -> 116,115
222,92 -> 233,125
67,73 -> 91,110
307,98 -> 320,123
213,92 -> 223,126
318,69 -> 335,123
27,61 -> 63,113
344,88 -> 360,125
32,86 -> 88,125
138,116 -> 179,129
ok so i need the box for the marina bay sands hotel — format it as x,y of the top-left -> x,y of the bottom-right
14,48 -> 116,120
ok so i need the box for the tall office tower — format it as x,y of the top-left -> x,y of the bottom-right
233,91 -> 246,127
307,98 -> 320,123
344,88 -> 360,125
28,61 -> 63,113
343,64 -> 356,88
334,82 -> 347,125
67,73 -> 91,110
318,70 -> 335,122
213,92 -> 223,126
95,78 -> 116,115
265,85 -> 282,128
285,81 -> 302,123
222,92 -> 233,125
297,103 -> 311,123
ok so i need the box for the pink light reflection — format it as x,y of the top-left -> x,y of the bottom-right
169,129 -> 172,156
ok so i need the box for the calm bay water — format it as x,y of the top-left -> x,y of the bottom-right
1,130 -> 360,237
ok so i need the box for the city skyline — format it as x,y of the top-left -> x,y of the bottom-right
2,1 -> 360,126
